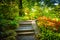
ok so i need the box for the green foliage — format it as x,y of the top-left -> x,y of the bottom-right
0,20 -> 18,31
37,26 -> 60,40
22,0 -> 60,20
53,5 -> 60,18
0,30 -> 16,40
0,0 -> 19,40
19,0 -> 60,40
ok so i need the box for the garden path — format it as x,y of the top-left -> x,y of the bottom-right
16,20 -> 39,40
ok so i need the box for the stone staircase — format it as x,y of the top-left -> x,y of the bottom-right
16,20 -> 38,40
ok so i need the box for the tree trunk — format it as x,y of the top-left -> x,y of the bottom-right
19,0 -> 24,16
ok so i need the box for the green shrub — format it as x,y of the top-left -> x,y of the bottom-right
0,0 -> 19,40
37,26 -> 60,40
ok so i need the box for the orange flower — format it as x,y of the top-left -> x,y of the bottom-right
37,16 -> 60,31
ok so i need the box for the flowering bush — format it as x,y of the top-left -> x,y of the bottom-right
37,16 -> 60,32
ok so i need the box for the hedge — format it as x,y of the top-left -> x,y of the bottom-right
0,0 -> 19,40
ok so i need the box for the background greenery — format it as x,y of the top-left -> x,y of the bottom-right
0,0 -> 60,40
0,0 -> 19,40
21,0 -> 60,40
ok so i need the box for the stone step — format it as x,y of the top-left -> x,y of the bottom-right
16,29 -> 34,32
20,22 -> 32,25
20,20 -> 33,25
17,31 -> 35,36
20,24 -> 32,27
16,20 -> 37,40
17,27 -> 33,31
16,35 -> 35,40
